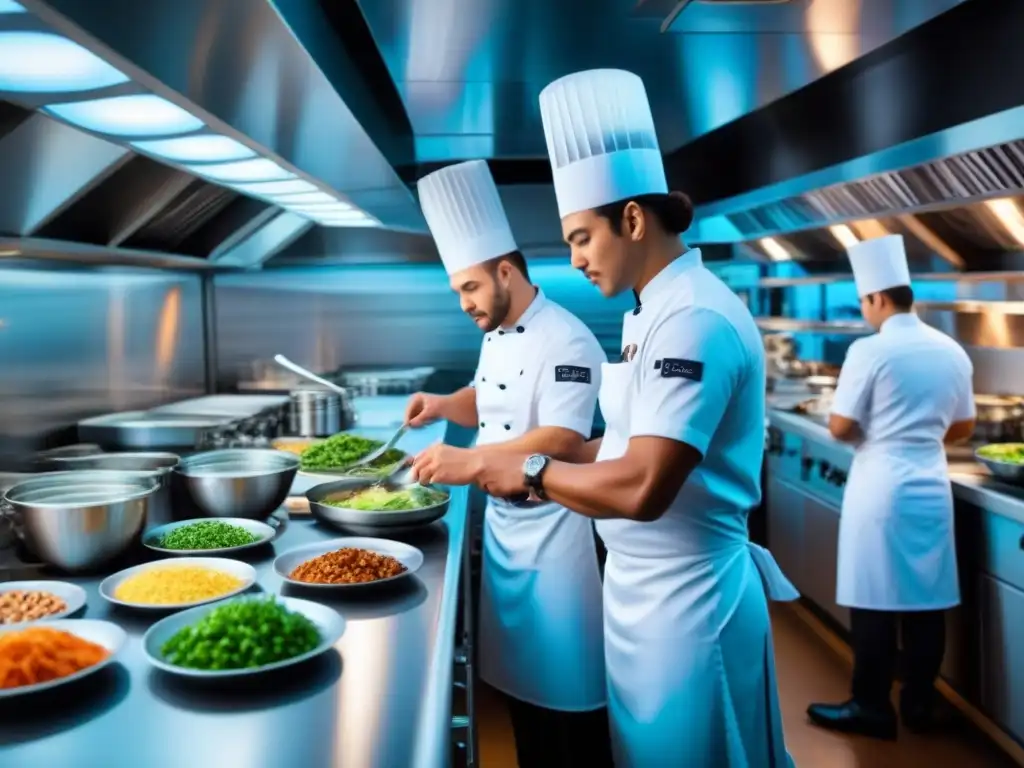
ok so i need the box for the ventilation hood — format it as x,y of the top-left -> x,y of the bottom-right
723,119 -> 1024,273
0,0 -> 428,271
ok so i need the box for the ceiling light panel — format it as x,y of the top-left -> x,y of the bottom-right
0,1 -> 26,14
132,134 -> 256,163
0,31 -> 129,92
233,179 -> 319,196
188,157 -> 294,183
274,191 -> 341,205
46,93 -> 203,137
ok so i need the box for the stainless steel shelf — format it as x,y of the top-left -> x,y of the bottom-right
756,318 -> 871,334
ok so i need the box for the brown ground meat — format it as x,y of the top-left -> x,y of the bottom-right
289,547 -> 408,584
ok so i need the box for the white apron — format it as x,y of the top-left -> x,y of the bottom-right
837,441 -> 959,610
475,327 -> 606,711
594,307 -> 797,767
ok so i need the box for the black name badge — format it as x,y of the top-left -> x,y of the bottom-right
554,365 -> 592,384
656,358 -> 704,382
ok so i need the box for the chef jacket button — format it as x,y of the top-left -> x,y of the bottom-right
516,326 -> 525,333
519,370 -> 523,375
633,305 -> 643,316
498,384 -> 506,390
498,330 -> 505,336
504,424 -> 511,431
480,422 -> 486,428
481,376 -> 486,382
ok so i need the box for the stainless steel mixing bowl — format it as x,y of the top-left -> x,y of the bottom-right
173,449 -> 299,520
2,471 -> 159,572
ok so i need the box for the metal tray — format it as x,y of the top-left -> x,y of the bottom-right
78,411 -> 235,450
148,395 -> 290,418
306,476 -> 449,534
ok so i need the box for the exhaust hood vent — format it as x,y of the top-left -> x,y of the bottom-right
120,182 -> 236,255
0,99 -> 30,139
727,139 -> 1024,239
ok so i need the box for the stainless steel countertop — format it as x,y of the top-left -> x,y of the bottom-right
0,398 -> 467,768
767,406 -> 1024,525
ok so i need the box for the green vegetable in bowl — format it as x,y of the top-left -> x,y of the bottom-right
160,597 -> 321,671
299,433 -> 406,472
977,443 -> 1024,465
324,484 -> 447,512
156,520 -> 260,550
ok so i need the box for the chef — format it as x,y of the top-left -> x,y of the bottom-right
807,234 -> 976,739
433,69 -> 799,768
406,160 -> 612,767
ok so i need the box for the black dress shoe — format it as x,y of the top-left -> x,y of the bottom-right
807,699 -> 898,740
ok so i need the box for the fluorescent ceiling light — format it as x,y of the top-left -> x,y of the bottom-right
829,224 -> 858,248
275,191 -> 341,205
0,32 -> 130,92
306,209 -> 365,220
0,0 -> 26,13
47,93 -> 203,137
282,201 -> 354,214
319,218 -> 379,228
759,237 -> 790,262
233,179 -> 318,196
188,157 -> 293,183
132,134 -> 255,163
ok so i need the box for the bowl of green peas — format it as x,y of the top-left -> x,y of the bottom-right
143,518 -> 278,556
142,595 -> 345,678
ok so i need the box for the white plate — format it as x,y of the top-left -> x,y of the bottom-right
99,557 -> 257,611
143,518 -> 277,556
0,619 -> 126,698
143,596 -> 345,678
273,537 -> 424,589
0,581 -> 87,627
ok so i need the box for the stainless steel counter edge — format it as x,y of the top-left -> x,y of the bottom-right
767,407 -> 1024,525
413,483 -> 470,768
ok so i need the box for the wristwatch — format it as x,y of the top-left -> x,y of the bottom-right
523,454 -> 550,500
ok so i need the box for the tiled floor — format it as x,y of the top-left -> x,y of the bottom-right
475,605 -> 1017,767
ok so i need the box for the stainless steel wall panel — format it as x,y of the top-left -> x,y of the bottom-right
0,264 -> 207,466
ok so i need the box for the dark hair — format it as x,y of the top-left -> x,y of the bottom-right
867,285 -> 914,311
486,250 -> 530,281
593,191 -> 694,236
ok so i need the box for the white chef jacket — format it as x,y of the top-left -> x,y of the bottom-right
594,249 -> 796,767
471,288 -> 609,711
831,312 -> 974,610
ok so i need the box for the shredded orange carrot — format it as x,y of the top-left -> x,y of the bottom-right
0,627 -> 109,689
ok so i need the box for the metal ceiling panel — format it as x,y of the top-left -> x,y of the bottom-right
356,0 -> 965,165
211,212 -> 313,270
0,111 -> 128,236
120,182 -> 237,255
272,227 -> 439,266
23,0 -> 427,232
669,0 -> 1024,207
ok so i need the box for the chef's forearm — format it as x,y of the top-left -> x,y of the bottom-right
569,438 -> 602,464
475,426 -> 583,462
539,457 -> 649,520
440,387 -> 479,428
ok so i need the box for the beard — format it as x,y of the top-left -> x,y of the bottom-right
470,285 -> 511,333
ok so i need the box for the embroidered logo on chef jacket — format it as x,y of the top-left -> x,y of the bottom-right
621,343 -> 638,363
656,358 -> 704,381
554,365 -> 591,384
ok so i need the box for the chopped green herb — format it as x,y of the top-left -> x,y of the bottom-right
978,443 -> 1024,465
324,484 -> 447,512
156,521 -> 261,551
160,596 -> 321,671
299,433 -> 405,472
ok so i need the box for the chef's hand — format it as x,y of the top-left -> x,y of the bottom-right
404,392 -> 446,427
411,444 -> 482,486
474,452 -> 531,499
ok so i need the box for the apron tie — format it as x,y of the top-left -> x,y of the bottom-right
747,542 -> 800,602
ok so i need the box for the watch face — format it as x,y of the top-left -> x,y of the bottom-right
524,455 -> 546,477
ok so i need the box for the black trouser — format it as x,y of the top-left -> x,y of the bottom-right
504,694 -> 614,768
850,607 -> 946,714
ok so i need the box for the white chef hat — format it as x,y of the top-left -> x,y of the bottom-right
539,69 -> 668,219
417,160 -> 518,275
846,234 -> 911,297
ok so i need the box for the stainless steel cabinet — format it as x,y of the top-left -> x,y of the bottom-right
979,573 -> 1024,744
802,495 -> 850,630
766,477 -> 805,590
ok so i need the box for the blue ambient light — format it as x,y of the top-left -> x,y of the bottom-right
46,94 -> 203,137
132,134 -> 256,163
0,32 -> 129,92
